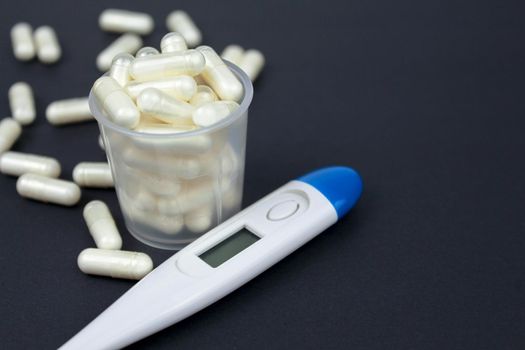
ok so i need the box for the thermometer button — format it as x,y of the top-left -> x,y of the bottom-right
267,200 -> 300,221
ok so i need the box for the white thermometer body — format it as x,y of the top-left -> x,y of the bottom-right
61,166 -> 362,350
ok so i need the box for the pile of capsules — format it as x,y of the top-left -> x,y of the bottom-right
1,8 -> 264,281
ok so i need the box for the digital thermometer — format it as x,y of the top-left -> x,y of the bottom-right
61,166 -> 362,350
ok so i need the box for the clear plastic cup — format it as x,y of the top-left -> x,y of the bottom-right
89,63 -> 253,250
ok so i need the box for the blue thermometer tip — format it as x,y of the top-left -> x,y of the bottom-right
298,166 -> 363,218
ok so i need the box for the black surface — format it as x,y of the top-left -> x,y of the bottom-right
0,0 -> 524,349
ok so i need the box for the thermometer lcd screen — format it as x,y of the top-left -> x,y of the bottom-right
199,228 -> 260,268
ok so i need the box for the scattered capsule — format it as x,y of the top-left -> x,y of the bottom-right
160,32 -> 187,53
34,26 -> 61,64
83,200 -> 122,250
9,82 -> 35,126
99,9 -> 154,35
46,97 -> 93,125
0,118 -> 22,154
193,101 -> 239,127
10,22 -> 35,61
137,88 -> 195,125
109,53 -> 134,87
16,173 -> 81,206
125,75 -> 196,101
93,76 -> 140,129
197,46 -> 243,102
136,46 -> 159,58
239,49 -> 265,82
190,85 -> 218,106
77,248 -> 153,280
221,45 -> 244,65
166,11 -> 202,47
0,151 -> 61,177
97,33 -> 142,71
73,162 -> 114,188
130,49 -> 205,80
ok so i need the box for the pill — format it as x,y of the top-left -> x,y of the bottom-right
135,120 -> 195,134
121,187 -> 157,213
9,82 -> 36,126
130,50 -> 205,80
97,33 -> 142,71
98,135 -> 105,150
166,11 -> 202,47
34,26 -> 61,64
0,151 -> 61,177
190,85 -> 217,106
238,49 -> 265,81
157,180 -> 217,215
127,168 -> 182,196
93,76 -> 140,129
73,162 -> 114,188
137,88 -> 195,125
83,200 -> 122,250
0,118 -> 22,154
126,75 -> 197,101
16,173 -> 81,206
193,101 -> 239,127
197,46 -> 243,102
77,248 -> 153,280
109,53 -> 134,87
136,46 -> 159,58
160,32 -> 187,53
99,9 -> 154,35
185,205 -> 214,233
10,22 -> 35,61
46,97 -> 93,125
221,45 -> 244,65
131,132 -> 212,154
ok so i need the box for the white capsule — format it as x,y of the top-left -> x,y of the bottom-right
135,120 -> 195,134
193,101 -> 239,127
166,11 -> 202,47
77,248 -> 153,280
130,50 -> 205,81
9,82 -> 36,126
0,118 -> 22,154
109,53 -> 134,87
239,49 -> 265,82
157,180 -> 219,215
190,85 -> 217,106
99,9 -> 154,35
83,200 -> 122,250
16,173 -> 81,206
185,205 -> 214,233
136,46 -> 159,58
46,97 -> 93,125
131,132 -> 212,154
137,88 -> 195,125
97,33 -> 142,71
197,46 -> 243,102
34,26 -> 61,64
126,75 -> 197,101
73,162 -> 114,188
160,32 -> 187,53
93,76 -> 140,129
221,45 -> 244,65
10,22 -> 35,61
0,151 -> 61,177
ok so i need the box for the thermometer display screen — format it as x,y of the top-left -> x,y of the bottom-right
199,228 -> 260,268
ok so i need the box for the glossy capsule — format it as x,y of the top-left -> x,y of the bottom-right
83,200 -> 122,250
136,46 -> 159,58
109,53 -> 134,87
10,22 -> 35,61
0,118 -> 22,153
97,33 -> 142,71
129,50 -> 205,80
77,248 -> 153,280
193,101 -> 239,127
93,76 -> 140,129
160,32 -> 187,53
99,9 -> 154,35
73,162 -> 114,188
166,11 -> 202,47
137,88 -> 195,125
190,85 -> 217,106
239,49 -> 265,81
9,82 -> 35,125
0,151 -> 61,177
16,173 -> 81,206
34,26 -> 61,64
197,46 -> 243,102
221,45 -> 244,65
126,75 -> 196,101
46,97 -> 93,125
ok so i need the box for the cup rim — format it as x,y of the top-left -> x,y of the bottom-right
89,60 -> 254,138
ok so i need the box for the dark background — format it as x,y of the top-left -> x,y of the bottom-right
0,0 -> 524,349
